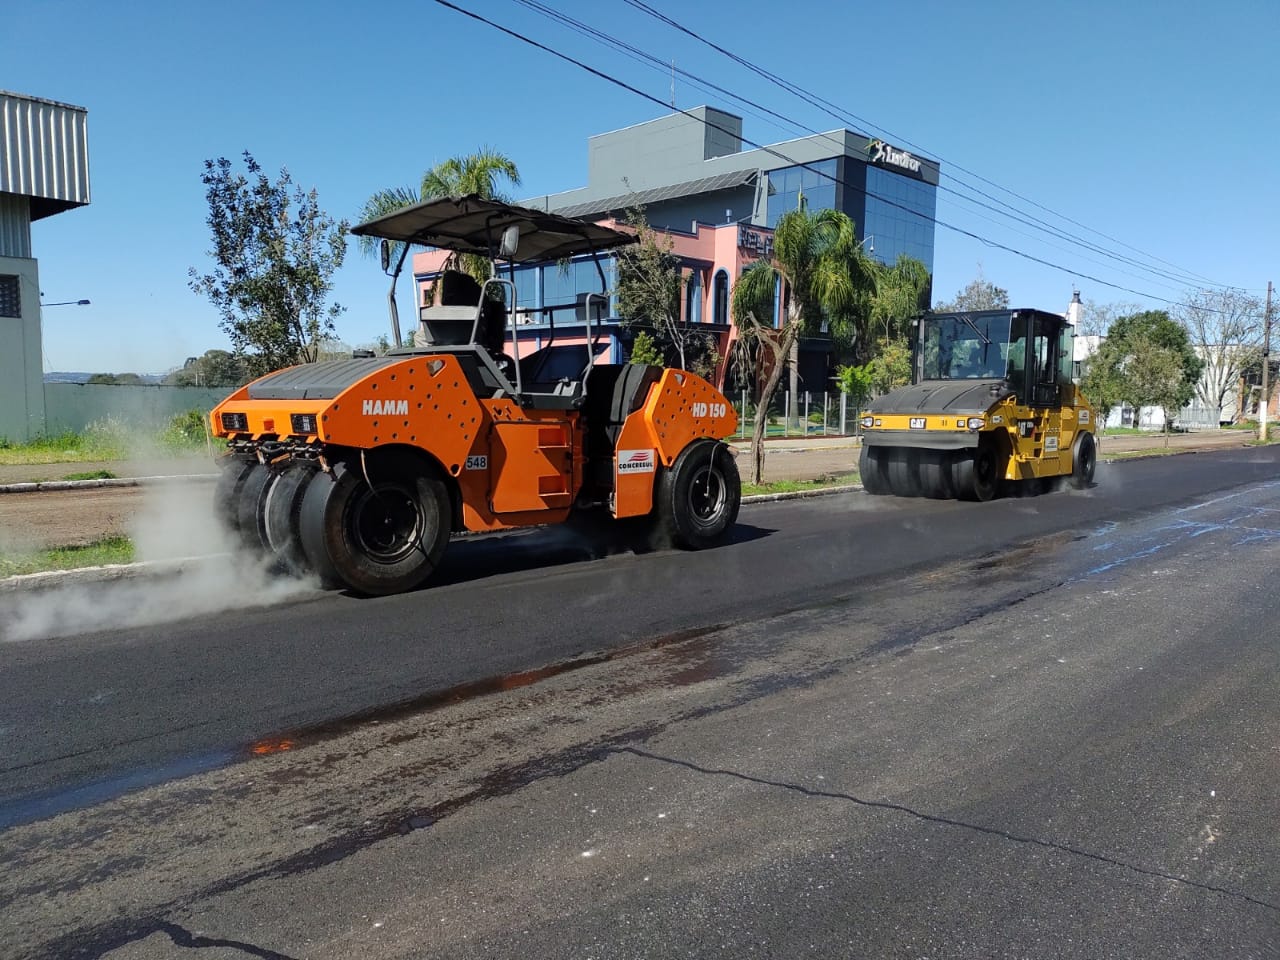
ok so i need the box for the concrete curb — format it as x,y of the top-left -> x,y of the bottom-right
0,475 -> 218,494
0,554 -> 231,595
742,484 -> 860,504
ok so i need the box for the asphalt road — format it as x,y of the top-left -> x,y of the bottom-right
1,446 -> 1278,958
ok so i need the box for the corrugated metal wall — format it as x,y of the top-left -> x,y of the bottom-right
0,193 -> 32,258
0,92 -> 90,212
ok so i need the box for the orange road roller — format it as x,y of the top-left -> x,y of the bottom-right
210,195 -> 741,595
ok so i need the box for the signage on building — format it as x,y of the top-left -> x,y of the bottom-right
869,139 -> 922,175
737,224 -> 774,258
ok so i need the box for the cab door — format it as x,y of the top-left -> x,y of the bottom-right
1028,314 -> 1071,472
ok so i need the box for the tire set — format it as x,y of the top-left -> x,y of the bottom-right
214,439 -> 741,597
860,432 -> 1096,502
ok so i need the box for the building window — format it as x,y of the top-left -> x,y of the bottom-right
766,158 -> 838,227
686,269 -> 702,323
541,258 -> 612,309
860,166 -> 937,270
0,275 -> 19,318
712,270 -> 729,326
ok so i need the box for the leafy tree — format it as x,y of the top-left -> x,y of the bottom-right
865,336 -> 913,396
1076,299 -> 1142,338
189,152 -> 349,376
628,330 -> 665,366
314,338 -> 355,362
731,207 -> 877,482
934,266 -> 1009,312
834,362 -> 873,432
167,349 -> 249,388
1124,333 -> 1187,444
614,208 -> 718,377
834,362 -> 873,403
1174,287 -> 1264,418
1078,337 -> 1127,428
87,373 -> 143,385
1110,310 -> 1203,405
1082,309 -> 1203,433
357,147 -> 521,287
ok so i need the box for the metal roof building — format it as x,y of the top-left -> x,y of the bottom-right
1,90 -> 91,441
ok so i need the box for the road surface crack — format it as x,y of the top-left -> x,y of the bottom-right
621,746 -> 1280,915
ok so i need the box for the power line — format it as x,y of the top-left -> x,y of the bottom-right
432,0 -> 1238,309
509,0 -> 813,140
512,0 -> 1228,293
620,0 -> 1234,292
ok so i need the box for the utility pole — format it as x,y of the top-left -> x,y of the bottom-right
1262,281 -> 1273,442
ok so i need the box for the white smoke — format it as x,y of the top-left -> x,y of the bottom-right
0,468 -> 315,643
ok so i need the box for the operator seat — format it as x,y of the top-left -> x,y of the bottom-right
436,269 -> 512,374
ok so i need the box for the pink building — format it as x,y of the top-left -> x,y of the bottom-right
412,218 -> 776,390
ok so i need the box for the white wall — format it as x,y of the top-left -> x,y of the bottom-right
0,255 -> 45,442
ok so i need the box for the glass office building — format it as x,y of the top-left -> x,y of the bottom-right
765,150 -> 937,272
861,165 -> 936,268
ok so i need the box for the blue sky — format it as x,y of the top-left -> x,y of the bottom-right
11,0 -> 1277,373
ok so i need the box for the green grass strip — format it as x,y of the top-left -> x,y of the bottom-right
742,475 -> 857,497
0,536 -> 135,578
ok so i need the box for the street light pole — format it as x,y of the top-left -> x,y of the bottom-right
1261,281 -> 1273,443
40,299 -> 91,307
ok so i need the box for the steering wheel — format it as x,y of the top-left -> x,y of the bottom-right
493,352 -> 518,384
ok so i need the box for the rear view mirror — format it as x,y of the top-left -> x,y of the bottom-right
380,239 -> 391,273
499,224 -> 520,259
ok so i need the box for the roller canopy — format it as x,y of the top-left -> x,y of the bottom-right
351,194 -> 636,263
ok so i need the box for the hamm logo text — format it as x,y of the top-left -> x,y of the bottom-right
362,399 -> 409,416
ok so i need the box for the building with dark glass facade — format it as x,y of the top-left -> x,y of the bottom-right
414,106 -> 939,389
523,105 -> 939,282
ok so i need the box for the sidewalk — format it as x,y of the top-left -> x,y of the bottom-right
0,454 -> 218,486
730,429 -> 1253,482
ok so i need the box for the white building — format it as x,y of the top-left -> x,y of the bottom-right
0,90 -> 91,441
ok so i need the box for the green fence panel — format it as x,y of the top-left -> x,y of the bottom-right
43,383 -> 231,434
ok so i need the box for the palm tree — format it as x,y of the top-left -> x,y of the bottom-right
870,254 -> 931,343
731,208 -> 876,483
419,148 -> 520,202
356,148 -> 522,291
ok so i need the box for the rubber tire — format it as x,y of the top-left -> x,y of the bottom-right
858,445 -> 891,495
886,448 -> 923,498
264,461 -> 317,576
655,441 -> 741,550
235,463 -> 275,553
919,451 -> 956,499
1070,432 -> 1097,489
298,454 -> 451,596
214,458 -> 256,535
953,444 -> 1000,502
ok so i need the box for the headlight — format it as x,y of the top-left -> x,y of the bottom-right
290,413 -> 318,435
220,412 -> 248,432
967,417 -> 984,430
860,415 -> 874,429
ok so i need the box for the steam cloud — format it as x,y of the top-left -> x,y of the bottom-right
0,467 -> 315,643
